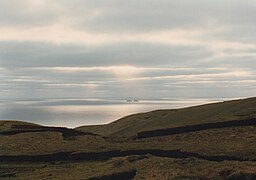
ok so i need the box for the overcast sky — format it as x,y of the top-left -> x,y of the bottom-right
0,0 -> 255,100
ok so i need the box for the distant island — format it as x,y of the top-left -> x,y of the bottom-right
1,97 -> 256,179
126,100 -> 139,103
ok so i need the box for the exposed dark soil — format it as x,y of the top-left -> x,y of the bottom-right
1,149 -> 255,163
137,118 -> 256,139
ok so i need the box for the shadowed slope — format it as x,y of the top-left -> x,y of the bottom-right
0,121 -> 94,140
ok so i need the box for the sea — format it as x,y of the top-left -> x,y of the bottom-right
0,98 -> 224,128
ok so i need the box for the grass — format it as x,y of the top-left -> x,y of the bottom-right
77,97 -> 256,137
2,125 -> 255,159
0,121 -> 41,133
141,126 -> 256,160
1,156 -> 256,179
1,97 -> 256,179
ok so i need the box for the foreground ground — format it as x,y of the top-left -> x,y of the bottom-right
0,97 -> 256,179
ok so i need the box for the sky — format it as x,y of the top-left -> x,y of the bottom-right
0,0 -> 255,100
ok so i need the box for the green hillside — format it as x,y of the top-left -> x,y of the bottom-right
77,97 -> 256,137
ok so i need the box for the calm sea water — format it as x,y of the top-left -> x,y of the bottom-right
0,98 -> 221,128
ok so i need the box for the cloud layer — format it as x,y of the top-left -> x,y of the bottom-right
0,0 -> 255,99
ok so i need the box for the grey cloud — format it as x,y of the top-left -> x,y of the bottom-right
0,42 -> 213,67
1,0 -> 255,32
209,25 -> 256,44
205,55 -> 256,70
0,1 -> 61,27
0,0 -> 255,100
63,0 -> 256,32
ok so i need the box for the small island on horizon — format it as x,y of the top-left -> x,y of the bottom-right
126,99 -> 139,103
1,97 -> 256,179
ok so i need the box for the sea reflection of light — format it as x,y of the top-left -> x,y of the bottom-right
0,98 -> 221,128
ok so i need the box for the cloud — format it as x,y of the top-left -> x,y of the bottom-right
0,1 -> 255,45
0,42 -> 213,67
2,0 -> 250,33
1,61 -> 255,99
0,0 -> 255,99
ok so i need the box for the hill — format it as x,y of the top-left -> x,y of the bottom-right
1,97 -> 256,179
77,97 -> 256,137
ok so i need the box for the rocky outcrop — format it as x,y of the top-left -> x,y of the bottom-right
137,118 -> 256,139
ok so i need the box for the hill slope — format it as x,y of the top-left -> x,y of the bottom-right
77,97 -> 256,137
1,97 -> 256,179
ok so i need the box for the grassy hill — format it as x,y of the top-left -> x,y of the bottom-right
1,97 -> 256,179
0,120 -> 41,132
77,97 -> 256,137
